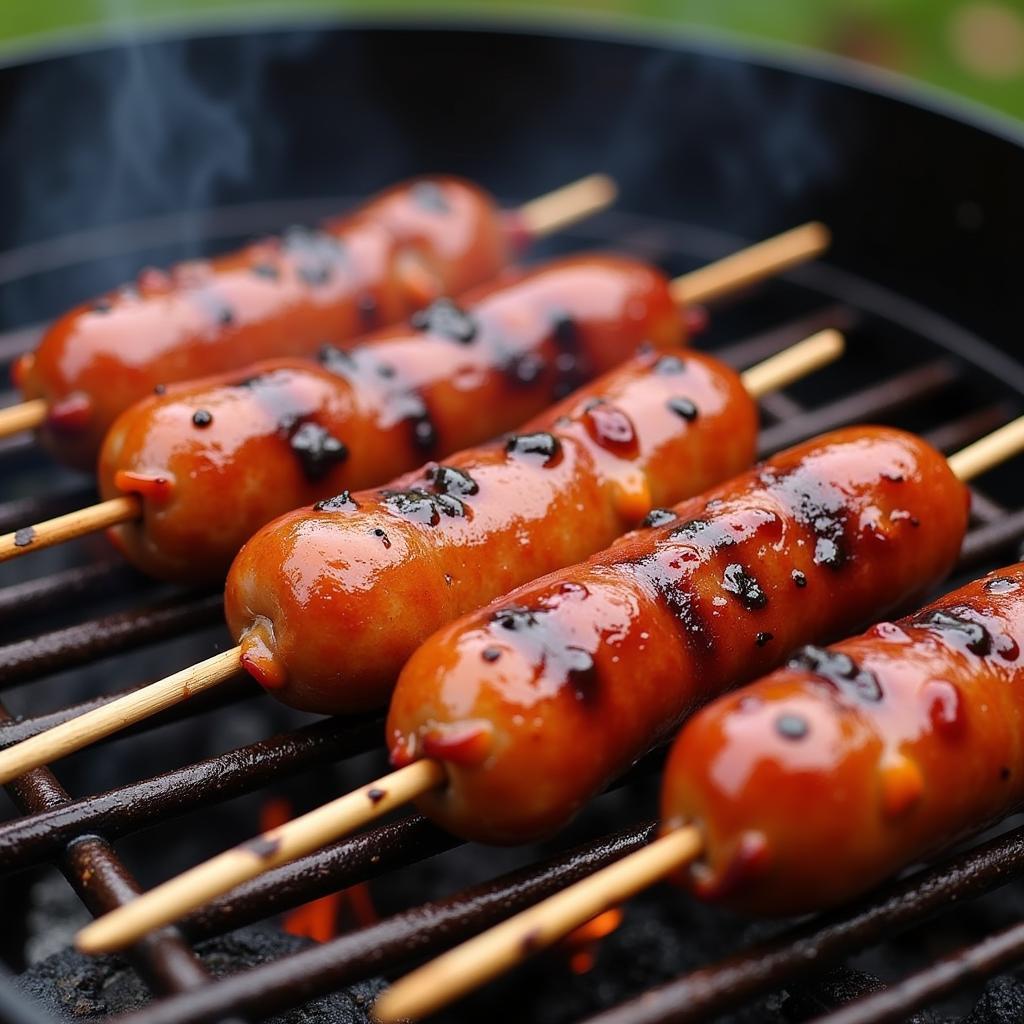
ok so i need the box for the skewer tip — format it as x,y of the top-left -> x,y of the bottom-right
671,220 -> 832,307
947,413 -> 1024,483
739,328 -> 845,399
517,173 -> 618,238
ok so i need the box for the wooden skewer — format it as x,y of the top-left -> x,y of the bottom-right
371,417 -> 1024,1023
75,758 -> 445,955
0,174 -> 621,445
0,397 -> 46,438
947,414 -> 1024,482
739,328 -> 842,398
671,221 -> 831,306
517,173 -> 618,237
0,494 -> 140,564
374,827 -> 703,1023
64,332 -> 843,957
0,647 -> 241,790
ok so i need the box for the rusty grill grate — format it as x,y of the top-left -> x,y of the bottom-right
4,189 -> 1024,1024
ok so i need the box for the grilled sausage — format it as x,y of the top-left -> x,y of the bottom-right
387,427 -> 969,844
661,564 -> 1024,916
224,346 -> 756,713
15,176 -> 511,468
102,254 -> 684,583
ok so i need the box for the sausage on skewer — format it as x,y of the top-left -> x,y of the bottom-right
99,254 -> 683,583
386,425 -> 969,843
226,342 -> 762,712
6,174 -> 615,467
663,562 -> 1024,914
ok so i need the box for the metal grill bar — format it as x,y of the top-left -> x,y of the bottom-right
0,699 -> 215,1000
0,561 -> 144,624
0,592 -> 224,688
968,489 -> 1010,525
0,716 -> 380,872
184,815 -> 459,941
959,508 -> 1024,569
809,921 -> 1024,1024
756,360 -> 958,455
0,676 -> 254,749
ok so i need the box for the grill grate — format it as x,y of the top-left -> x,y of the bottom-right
4,195 -> 1024,1024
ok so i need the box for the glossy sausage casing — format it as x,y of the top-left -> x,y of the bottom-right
224,347 -> 756,713
101,254 -> 684,582
663,566 -> 1024,916
16,176 -> 509,468
387,427 -> 969,845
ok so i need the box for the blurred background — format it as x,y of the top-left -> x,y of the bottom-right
2,0 -> 1023,121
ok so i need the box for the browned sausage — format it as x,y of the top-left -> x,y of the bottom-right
101,254 -> 684,582
662,564 -> 1024,915
224,346 -> 755,713
15,176 -> 511,468
386,427 -> 969,844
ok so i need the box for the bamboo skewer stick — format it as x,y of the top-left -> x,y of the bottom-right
0,397 -> 46,437
0,495 -> 140,564
671,221 -> 830,306
739,328 -> 842,398
375,827 -> 704,1023
946,415 -> 1024,482
0,647 -> 241,790
0,225 -> 832,568
369,417 -> 1024,1023
75,759 -> 444,955
0,173 -> 621,445
64,333 -> 844,956
516,173 -> 617,237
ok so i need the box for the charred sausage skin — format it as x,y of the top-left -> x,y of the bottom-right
15,177 -> 510,468
387,427 -> 969,845
224,347 -> 755,713
663,565 -> 1024,916
101,254 -> 683,582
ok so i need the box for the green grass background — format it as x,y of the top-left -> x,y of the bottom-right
1,1 -> 1023,119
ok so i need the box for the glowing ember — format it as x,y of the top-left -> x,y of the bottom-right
258,798 -> 378,942
560,908 -> 624,975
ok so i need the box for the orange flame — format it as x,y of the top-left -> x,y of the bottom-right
259,797 -> 378,942
561,908 -> 624,975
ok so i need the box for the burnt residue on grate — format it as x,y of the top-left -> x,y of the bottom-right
18,927 -> 381,1023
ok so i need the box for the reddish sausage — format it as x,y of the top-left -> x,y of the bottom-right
101,254 -> 683,582
387,427 -> 969,844
224,346 -> 755,713
15,176 -> 511,468
662,564 -> 1024,916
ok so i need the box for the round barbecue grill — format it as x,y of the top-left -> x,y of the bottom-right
2,14 -> 1024,1024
